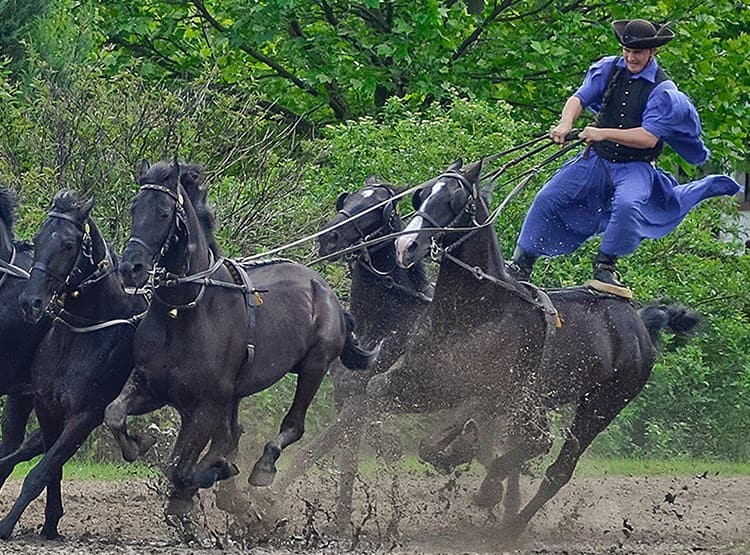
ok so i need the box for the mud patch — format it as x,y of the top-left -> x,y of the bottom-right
0,469 -> 747,554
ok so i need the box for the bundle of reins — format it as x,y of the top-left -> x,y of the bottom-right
240,131 -> 584,265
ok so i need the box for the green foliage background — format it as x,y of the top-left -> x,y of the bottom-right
0,0 -> 747,464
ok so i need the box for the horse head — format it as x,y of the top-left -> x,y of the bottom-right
395,159 -> 484,269
319,175 -> 403,259
119,159 -> 205,288
19,190 -> 97,324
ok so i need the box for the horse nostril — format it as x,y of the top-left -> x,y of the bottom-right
132,263 -> 144,276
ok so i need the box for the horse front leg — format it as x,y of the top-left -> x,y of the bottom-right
249,355 -> 327,487
0,430 -> 46,490
104,370 -> 163,462
165,406 -> 219,515
189,402 -> 242,492
0,413 -> 98,540
0,393 -> 45,489
0,393 -> 35,458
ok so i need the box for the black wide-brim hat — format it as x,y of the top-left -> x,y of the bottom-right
611,19 -> 674,48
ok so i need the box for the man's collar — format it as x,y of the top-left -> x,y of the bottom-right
615,56 -> 659,82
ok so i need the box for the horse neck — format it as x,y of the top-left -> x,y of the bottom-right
0,222 -> 13,261
162,199 -> 213,277
349,248 -> 430,341
64,221 -> 131,319
432,216 -> 506,303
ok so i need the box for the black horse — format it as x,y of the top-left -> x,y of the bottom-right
366,159 -> 700,537
0,191 -> 148,540
106,160 -> 378,514
0,186 -> 49,484
276,176 -> 433,527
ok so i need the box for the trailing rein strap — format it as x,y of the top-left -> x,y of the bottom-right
0,246 -> 31,284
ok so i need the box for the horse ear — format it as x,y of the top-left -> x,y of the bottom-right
447,158 -> 463,172
169,159 -> 180,186
138,159 -> 150,180
412,187 -> 425,210
463,160 -> 483,184
335,192 -> 349,211
365,174 -> 379,186
80,195 -> 96,217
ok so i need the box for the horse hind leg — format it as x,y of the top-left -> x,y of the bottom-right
249,353 -> 327,487
474,411 -> 552,510
508,380 -> 641,537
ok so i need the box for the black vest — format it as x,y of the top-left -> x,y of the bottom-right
592,59 -> 669,163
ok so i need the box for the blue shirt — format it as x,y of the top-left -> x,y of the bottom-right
573,56 -> 710,164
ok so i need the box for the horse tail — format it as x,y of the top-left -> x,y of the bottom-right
638,302 -> 701,347
339,311 -> 381,370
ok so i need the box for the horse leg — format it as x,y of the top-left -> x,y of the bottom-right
165,406 -> 219,515
212,402 -> 247,513
0,413 -> 97,540
188,403 -> 242,491
0,394 -> 44,489
274,395 -> 365,493
41,465 -> 63,540
508,380 -> 641,537
104,372 -> 164,462
474,411 -> 551,510
334,399 -> 371,533
249,355 -> 327,487
0,431 -> 46,491
0,393 -> 35,457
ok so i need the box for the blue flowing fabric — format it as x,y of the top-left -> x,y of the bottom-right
517,56 -> 741,257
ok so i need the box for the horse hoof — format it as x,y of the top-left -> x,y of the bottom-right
41,527 -> 62,541
165,495 -> 194,515
248,464 -> 276,487
215,460 -> 240,481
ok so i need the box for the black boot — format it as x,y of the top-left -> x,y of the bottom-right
592,251 -> 625,287
506,247 -> 537,282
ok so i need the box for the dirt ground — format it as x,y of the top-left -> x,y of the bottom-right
0,460 -> 747,555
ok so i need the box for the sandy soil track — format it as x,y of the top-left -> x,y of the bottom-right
0,466 -> 747,554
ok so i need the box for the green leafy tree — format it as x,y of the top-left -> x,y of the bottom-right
0,0 -> 55,68
94,0 -> 748,165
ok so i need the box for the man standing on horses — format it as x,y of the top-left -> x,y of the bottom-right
507,18 -> 740,295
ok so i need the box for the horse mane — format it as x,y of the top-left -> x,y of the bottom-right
51,190 -> 91,220
179,162 -> 220,256
0,185 -> 18,234
140,160 -> 220,255
138,160 -> 175,187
